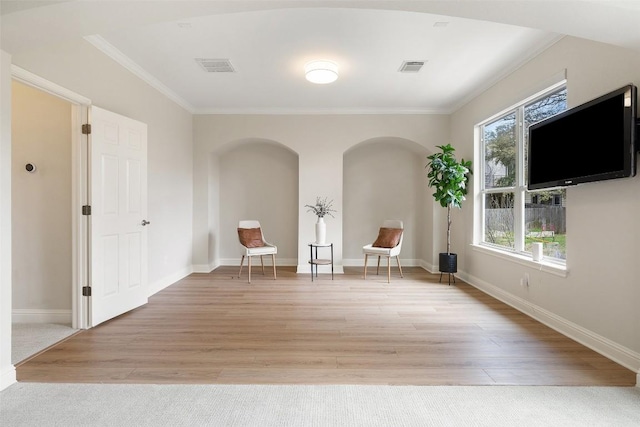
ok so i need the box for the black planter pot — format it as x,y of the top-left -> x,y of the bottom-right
438,253 -> 457,285
439,253 -> 457,272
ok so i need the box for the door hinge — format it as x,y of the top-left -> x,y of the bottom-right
82,286 -> 92,297
82,124 -> 91,135
82,205 -> 91,215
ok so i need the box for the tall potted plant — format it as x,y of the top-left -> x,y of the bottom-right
425,144 -> 472,282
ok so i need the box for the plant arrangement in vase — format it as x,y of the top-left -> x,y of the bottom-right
305,196 -> 336,219
425,144 -> 472,283
305,197 -> 336,244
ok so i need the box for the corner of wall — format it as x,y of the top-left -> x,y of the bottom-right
0,364 -> 16,391
192,262 -> 218,274
149,265 -> 194,296
0,49 -> 15,392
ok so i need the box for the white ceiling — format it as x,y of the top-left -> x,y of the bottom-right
2,1 -> 640,114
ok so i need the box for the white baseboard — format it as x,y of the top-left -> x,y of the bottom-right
219,258 -> 298,267
0,364 -> 16,391
192,263 -> 217,273
149,266 -> 193,296
418,259 -> 436,273
12,309 -> 72,324
342,258 -> 422,267
296,264 -> 345,275
463,271 -> 640,377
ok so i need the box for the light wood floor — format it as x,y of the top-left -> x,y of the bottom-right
17,266 -> 636,385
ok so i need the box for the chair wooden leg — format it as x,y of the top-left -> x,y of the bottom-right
248,256 -> 252,284
260,255 -> 265,275
272,254 -> 277,279
239,255 -> 245,278
387,256 -> 391,283
376,256 -> 381,275
396,256 -> 404,278
363,254 -> 368,279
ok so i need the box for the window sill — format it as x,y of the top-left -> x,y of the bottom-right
471,244 -> 568,278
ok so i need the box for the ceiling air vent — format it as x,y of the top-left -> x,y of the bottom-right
399,61 -> 425,73
195,58 -> 235,73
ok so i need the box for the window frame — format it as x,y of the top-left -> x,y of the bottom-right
475,80 -> 568,269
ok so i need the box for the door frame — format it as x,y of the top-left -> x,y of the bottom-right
11,65 -> 91,330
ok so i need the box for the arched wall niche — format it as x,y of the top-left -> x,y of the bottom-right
343,137 -> 432,267
209,138 -> 300,267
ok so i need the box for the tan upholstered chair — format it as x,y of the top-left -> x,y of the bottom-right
237,220 -> 277,283
362,219 -> 404,283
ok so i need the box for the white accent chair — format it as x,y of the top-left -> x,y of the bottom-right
237,220 -> 277,283
362,219 -> 404,283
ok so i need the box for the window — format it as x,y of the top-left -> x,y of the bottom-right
479,84 -> 567,262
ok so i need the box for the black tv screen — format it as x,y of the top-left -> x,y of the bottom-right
527,84 -> 637,190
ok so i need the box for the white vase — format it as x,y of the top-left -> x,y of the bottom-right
315,217 -> 326,244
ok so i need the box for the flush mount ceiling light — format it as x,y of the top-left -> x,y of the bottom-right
305,60 -> 338,84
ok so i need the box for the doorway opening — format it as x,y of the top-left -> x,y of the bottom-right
10,66 -> 90,354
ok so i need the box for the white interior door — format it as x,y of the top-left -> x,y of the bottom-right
89,106 -> 148,327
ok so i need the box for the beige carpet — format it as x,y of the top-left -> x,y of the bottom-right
11,323 -> 78,364
1,384 -> 639,426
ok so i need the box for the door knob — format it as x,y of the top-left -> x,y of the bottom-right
141,220 -> 150,226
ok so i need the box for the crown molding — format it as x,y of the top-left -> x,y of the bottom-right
194,107 -> 447,115
84,35 -> 195,113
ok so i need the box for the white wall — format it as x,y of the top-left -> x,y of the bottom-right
11,39 -> 195,293
0,49 -> 16,389
193,114 -> 448,273
11,81 -> 72,319
452,36 -> 640,372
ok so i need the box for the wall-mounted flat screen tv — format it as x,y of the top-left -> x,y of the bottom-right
527,84 -> 637,190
